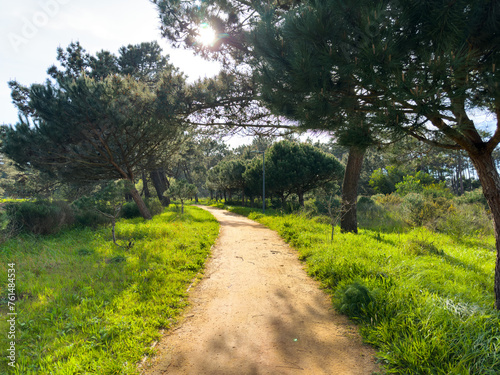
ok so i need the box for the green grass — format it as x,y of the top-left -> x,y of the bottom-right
222,204 -> 500,375
0,206 -> 219,374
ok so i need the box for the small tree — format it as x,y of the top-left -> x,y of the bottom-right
73,180 -> 131,247
166,179 -> 198,214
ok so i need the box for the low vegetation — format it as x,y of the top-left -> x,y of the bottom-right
0,206 -> 219,374
211,194 -> 499,374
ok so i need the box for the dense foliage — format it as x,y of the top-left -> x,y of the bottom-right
206,140 -> 344,207
2,41 -> 193,219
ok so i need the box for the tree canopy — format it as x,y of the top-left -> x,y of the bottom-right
207,140 -> 343,206
2,42 -> 191,219
250,0 -> 500,307
154,0 -> 500,308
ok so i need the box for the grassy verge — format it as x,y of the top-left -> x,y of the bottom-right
216,203 -> 499,375
0,206 -> 219,374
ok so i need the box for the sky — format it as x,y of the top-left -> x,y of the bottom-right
0,0 -> 223,125
1,1 -> 495,148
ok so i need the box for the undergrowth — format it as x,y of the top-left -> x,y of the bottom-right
0,206 -> 219,374
223,204 -> 499,375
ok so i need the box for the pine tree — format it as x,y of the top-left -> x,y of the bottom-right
3,73 -> 187,220
251,0 -> 500,308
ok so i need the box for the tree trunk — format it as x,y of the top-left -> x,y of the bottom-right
458,153 -> 464,195
150,168 -> 170,206
468,151 -> 500,310
128,185 -> 152,220
340,146 -> 366,233
298,191 -> 305,207
142,171 -> 151,199
241,189 -> 245,206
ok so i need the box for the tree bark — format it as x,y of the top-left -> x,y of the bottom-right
468,151 -> 500,310
150,168 -> 170,206
458,153 -> 464,195
298,191 -> 305,207
128,185 -> 152,220
142,171 -> 151,199
340,146 -> 366,233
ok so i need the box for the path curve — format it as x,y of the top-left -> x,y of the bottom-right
143,206 -> 380,375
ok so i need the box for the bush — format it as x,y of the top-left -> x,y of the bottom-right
439,203 -> 493,238
395,172 -> 446,197
73,208 -> 110,229
121,199 -> 164,219
400,193 -> 452,228
360,194 -> 405,231
334,280 -> 374,320
121,201 -> 142,218
5,200 -> 74,235
455,188 -> 488,208
422,182 -> 453,199
309,195 -> 341,216
373,193 -> 402,205
357,196 -> 374,205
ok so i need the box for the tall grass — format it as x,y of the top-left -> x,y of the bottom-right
225,204 -> 499,374
0,206 -> 219,374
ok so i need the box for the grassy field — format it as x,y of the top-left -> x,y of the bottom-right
0,206 -> 219,374
214,203 -> 500,375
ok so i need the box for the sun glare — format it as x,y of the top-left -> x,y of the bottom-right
197,23 -> 217,46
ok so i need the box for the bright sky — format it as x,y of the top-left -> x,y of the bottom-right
0,0 -> 222,127
1,0 -> 494,148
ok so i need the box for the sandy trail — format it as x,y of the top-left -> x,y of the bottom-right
143,206 -> 380,375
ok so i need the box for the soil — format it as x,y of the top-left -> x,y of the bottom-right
143,206 -> 380,375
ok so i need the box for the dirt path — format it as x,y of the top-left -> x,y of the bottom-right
143,206 -> 380,375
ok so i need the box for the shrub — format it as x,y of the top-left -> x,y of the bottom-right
357,196 -> 374,205
422,182 -> 453,199
439,203 -> 493,238
121,201 -> 142,218
5,200 -> 74,235
146,199 -> 164,216
358,196 -> 382,226
121,199 -> 164,219
373,193 -> 402,205
395,172 -> 444,196
369,166 -> 408,194
455,188 -> 488,208
334,280 -> 374,320
73,208 -> 109,228
400,193 -> 452,228
309,195 -> 341,216
395,175 -> 423,195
